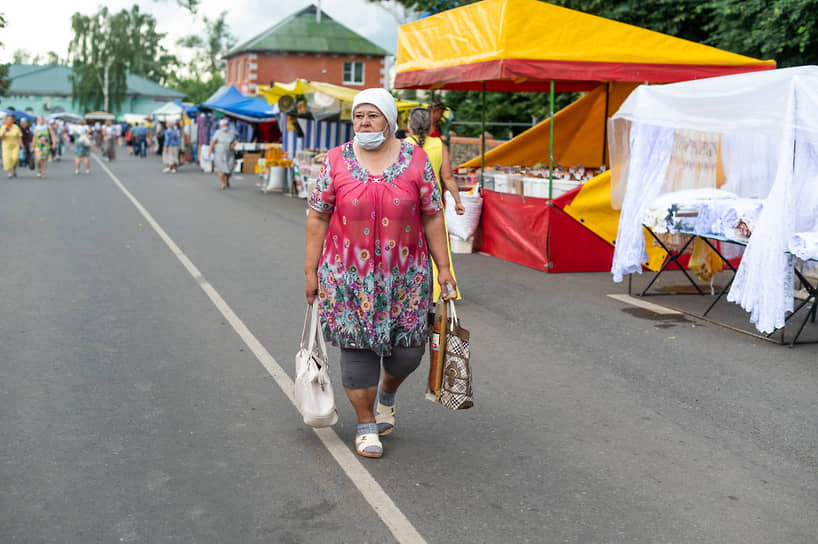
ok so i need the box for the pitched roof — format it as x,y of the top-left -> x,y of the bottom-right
226,4 -> 389,58
7,64 -> 185,98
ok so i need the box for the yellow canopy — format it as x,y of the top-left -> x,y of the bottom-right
460,82 -> 639,169
396,0 -> 774,91
258,80 -> 423,121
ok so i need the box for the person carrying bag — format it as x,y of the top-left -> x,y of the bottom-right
294,300 -> 338,428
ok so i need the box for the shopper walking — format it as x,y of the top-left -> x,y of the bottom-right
134,123 -> 149,158
162,122 -> 181,173
208,119 -> 237,190
32,116 -> 54,178
102,120 -> 118,162
19,118 -> 33,171
0,114 -> 23,178
72,120 -> 92,174
405,107 -> 465,300
304,88 -> 455,459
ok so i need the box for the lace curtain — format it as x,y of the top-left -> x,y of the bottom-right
611,123 -> 675,282
727,82 -> 818,333
721,131 -> 778,198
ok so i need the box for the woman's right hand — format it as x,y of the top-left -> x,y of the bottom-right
305,271 -> 319,304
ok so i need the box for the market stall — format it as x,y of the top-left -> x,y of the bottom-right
198,86 -> 285,182
394,0 -> 775,272
610,66 -> 818,339
258,79 -> 424,197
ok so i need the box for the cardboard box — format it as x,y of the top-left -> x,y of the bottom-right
243,152 -> 261,174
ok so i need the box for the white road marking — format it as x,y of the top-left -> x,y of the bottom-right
94,155 -> 426,544
607,294 -> 682,315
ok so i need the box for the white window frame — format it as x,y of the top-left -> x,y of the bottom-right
343,61 -> 365,86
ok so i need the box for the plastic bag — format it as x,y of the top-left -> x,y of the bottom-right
445,187 -> 483,241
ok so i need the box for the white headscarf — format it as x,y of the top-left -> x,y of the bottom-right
352,88 -> 398,136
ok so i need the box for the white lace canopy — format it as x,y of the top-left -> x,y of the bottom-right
609,66 -> 818,333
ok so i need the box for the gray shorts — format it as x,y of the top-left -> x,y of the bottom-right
339,346 -> 425,389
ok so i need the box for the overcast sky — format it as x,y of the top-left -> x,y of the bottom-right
0,0 -> 409,64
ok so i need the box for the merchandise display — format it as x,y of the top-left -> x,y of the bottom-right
467,164 -> 606,199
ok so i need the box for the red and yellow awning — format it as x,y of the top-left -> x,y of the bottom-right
395,0 -> 775,91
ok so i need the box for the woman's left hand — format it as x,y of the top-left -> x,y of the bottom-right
455,201 -> 466,215
437,267 -> 457,300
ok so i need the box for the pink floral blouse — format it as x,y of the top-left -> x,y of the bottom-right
309,140 -> 442,356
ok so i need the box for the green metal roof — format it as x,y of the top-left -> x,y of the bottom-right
226,4 -> 389,57
7,64 -> 185,98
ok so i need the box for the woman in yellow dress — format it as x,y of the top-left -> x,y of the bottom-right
0,114 -> 23,178
405,107 -> 465,300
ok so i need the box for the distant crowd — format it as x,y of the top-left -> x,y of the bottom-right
0,112 -> 191,179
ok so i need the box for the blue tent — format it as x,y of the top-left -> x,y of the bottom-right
2,109 -> 37,122
200,86 -> 278,123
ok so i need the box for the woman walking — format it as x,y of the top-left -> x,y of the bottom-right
0,114 -> 23,178
304,88 -> 455,459
32,116 -> 54,178
73,120 -> 91,174
405,107 -> 466,300
102,120 -> 117,162
162,122 -> 181,173
208,119 -> 237,190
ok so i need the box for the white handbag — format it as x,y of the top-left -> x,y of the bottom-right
294,300 -> 338,427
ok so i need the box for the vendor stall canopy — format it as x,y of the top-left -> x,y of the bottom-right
258,79 -> 423,121
200,86 -> 279,123
395,0 -> 775,92
609,66 -> 818,334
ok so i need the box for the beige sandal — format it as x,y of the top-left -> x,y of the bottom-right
355,433 -> 383,458
375,402 -> 395,436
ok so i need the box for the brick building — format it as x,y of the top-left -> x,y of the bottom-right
224,4 -> 390,96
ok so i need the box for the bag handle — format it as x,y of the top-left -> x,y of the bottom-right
299,302 -> 313,350
304,299 -> 329,365
447,299 -> 458,331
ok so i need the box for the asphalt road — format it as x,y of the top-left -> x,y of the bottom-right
1,150 -> 816,543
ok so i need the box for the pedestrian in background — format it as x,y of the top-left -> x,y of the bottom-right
134,123 -> 149,158
162,122 -> 181,173
208,119 -> 236,190
156,121 -> 166,156
304,88 -> 455,459
72,120 -> 92,174
19,118 -> 33,171
0,113 -> 23,178
405,107 -> 465,301
32,116 -> 54,178
102,120 -> 117,162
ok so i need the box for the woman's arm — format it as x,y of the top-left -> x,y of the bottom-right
422,210 -> 457,296
440,144 -> 465,215
304,209 -> 331,303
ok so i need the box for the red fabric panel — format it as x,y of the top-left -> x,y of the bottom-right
551,184 -> 582,209
546,207 -> 614,273
395,59 -> 775,91
474,190 -> 615,273
474,190 -> 551,272
256,121 -> 282,143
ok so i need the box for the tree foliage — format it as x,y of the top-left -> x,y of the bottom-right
0,13 -> 8,98
68,5 -> 178,113
168,10 -> 235,103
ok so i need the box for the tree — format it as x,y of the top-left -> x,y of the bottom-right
12,49 -> 32,64
176,11 -> 236,81
0,13 -> 8,98
169,11 -> 235,103
68,5 -> 179,113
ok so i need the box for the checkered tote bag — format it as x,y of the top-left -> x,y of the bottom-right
439,300 -> 474,410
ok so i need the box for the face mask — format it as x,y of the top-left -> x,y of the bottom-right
354,130 -> 386,150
